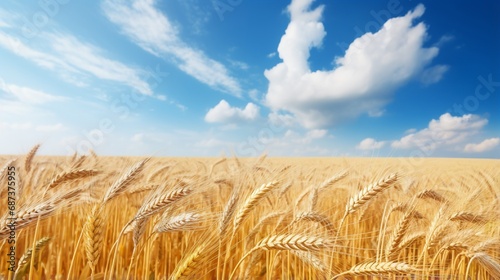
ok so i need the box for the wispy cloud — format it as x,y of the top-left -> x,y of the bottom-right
0,29 -> 153,95
0,81 -> 66,104
420,65 -> 449,85
264,1 -> 441,128
102,0 -> 242,96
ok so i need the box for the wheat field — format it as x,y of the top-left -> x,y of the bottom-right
0,147 -> 499,279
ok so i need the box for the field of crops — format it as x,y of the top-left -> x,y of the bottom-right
1,146 -> 499,279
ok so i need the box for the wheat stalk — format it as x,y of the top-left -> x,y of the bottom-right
291,250 -> 328,273
466,252 -> 500,279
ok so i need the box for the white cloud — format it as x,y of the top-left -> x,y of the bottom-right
434,35 -> 454,48
405,128 -> 417,134
0,82 -> 65,104
264,2 -> 440,128
36,123 -> 65,132
205,100 -> 260,123
0,122 -> 32,130
0,31 -> 152,95
298,129 -> 328,144
229,60 -> 249,70
420,65 -> 449,85
50,34 -> 153,95
102,0 -> 242,96
306,129 -> 327,140
283,129 -> 327,144
248,89 -> 260,102
195,138 -> 230,148
392,113 -> 488,151
268,111 -> 296,127
464,138 -> 500,153
357,138 -> 385,150
0,20 -> 9,28
131,133 -> 145,143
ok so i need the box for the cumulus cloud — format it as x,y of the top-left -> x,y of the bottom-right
464,138 -> 500,153
264,1 -> 440,128
205,100 -> 260,123
357,138 -> 385,150
392,113 -> 488,151
102,0 -> 242,96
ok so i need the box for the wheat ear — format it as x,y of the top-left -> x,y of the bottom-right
385,210 -> 413,258
345,173 -> 398,215
132,216 -> 148,248
24,144 -> 40,173
84,205 -> 104,274
293,212 -> 336,235
102,158 -> 149,204
449,211 -> 487,224
171,242 -> 208,280
154,212 -> 201,233
255,234 -> 334,252
71,155 -> 86,169
135,185 -> 193,220
13,237 -> 50,280
0,188 -> 83,238
46,169 -> 99,189
233,181 -> 279,232
219,191 -> 238,237
416,189 -> 448,203
0,158 -> 16,179
230,234 -> 334,280
318,170 -> 349,191
246,211 -> 285,242
333,261 -> 415,278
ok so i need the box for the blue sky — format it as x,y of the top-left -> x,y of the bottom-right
0,0 -> 499,158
